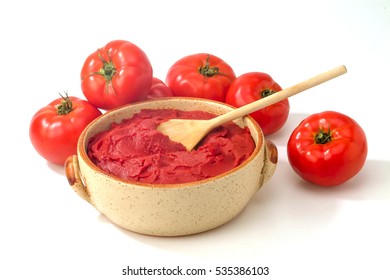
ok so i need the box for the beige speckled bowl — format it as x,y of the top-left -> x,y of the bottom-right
65,97 -> 277,236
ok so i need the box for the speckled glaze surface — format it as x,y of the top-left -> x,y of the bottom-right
65,97 -> 277,236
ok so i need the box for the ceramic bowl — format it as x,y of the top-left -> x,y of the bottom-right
65,97 -> 277,236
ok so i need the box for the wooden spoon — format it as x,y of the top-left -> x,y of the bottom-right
157,65 -> 347,151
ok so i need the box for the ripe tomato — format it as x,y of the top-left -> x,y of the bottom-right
143,77 -> 173,100
81,40 -> 153,110
225,72 -> 290,135
287,111 -> 368,187
29,94 -> 102,165
165,53 -> 236,102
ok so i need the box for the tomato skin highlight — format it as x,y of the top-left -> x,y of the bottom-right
287,111 -> 368,187
29,95 -> 102,165
225,72 -> 290,135
165,53 -> 236,102
81,40 -> 153,110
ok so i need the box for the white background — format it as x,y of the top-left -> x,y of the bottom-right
1,0 -> 389,279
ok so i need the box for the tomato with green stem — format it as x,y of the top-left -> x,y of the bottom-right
225,72 -> 290,135
81,40 -> 153,110
165,53 -> 236,102
287,111 -> 368,187
29,93 -> 102,165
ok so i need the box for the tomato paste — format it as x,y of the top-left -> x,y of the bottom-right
87,109 -> 255,184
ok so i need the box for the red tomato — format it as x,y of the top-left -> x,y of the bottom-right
81,40 -> 153,110
225,72 -> 290,135
29,94 -> 102,165
143,77 -> 173,100
287,111 -> 368,187
165,53 -> 236,102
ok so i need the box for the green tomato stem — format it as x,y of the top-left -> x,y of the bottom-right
198,54 -> 220,77
57,92 -> 73,115
315,126 -> 332,144
261,89 -> 276,98
95,49 -> 117,95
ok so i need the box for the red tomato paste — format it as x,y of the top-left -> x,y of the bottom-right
87,109 -> 255,184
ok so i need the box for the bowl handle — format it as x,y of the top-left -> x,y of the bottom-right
259,140 -> 278,189
65,155 -> 92,204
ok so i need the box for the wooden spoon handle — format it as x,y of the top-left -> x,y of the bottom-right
211,65 -> 347,127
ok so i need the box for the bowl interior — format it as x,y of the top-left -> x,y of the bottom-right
77,97 -> 263,187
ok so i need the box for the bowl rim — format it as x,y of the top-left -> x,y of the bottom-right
77,97 -> 263,189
